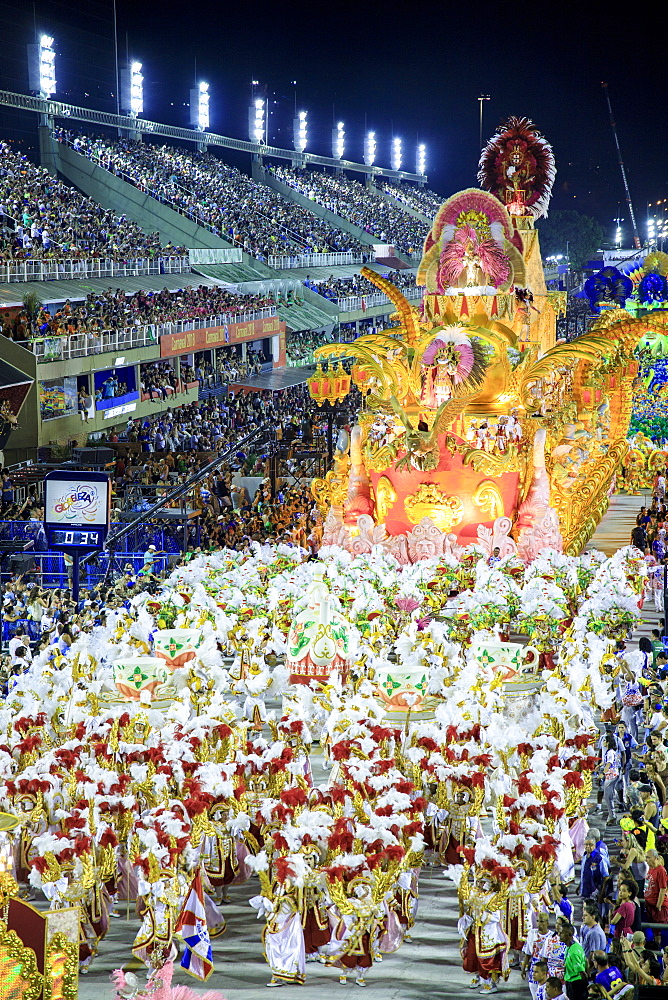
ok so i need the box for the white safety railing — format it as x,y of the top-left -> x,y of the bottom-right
0,256 -> 191,284
337,285 -> 421,313
188,248 -> 243,265
27,306 -> 278,362
30,327 -> 158,360
267,251 -> 366,270
169,307 -> 277,332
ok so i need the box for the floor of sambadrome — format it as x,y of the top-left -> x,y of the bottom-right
54,495 -> 652,999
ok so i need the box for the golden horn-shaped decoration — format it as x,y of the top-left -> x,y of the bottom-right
360,266 -> 421,346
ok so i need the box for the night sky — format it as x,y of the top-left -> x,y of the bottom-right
1,0 -> 666,244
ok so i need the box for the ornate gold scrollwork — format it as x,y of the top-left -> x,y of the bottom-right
462,446 -> 523,475
471,480 -> 505,518
404,484 -> 464,531
311,468 -> 348,516
375,477 -> 397,522
551,438 -> 629,553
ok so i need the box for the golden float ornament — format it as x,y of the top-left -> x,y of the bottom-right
306,119 -> 668,563
405,484 -> 464,532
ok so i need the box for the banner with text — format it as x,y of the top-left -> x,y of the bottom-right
160,315 -> 286,358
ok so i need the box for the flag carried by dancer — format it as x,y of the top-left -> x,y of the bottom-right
175,868 -> 214,980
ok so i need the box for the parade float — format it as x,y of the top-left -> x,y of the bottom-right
309,118 -> 664,557
583,250 -> 668,487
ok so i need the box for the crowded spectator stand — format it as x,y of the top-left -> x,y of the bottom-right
1,283 -> 279,351
269,164 -> 429,255
0,140 -> 186,263
55,131 -> 369,262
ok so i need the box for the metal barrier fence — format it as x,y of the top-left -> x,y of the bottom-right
267,252 -> 366,269
0,256 -> 191,284
26,307 -> 278,362
29,327 -> 158,361
0,552 -> 155,600
1,620 -> 43,644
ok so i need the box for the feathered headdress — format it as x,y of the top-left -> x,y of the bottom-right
421,327 -> 488,389
478,116 -> 556,219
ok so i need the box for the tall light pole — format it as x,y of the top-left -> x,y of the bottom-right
478,94 -> 490,150
614,215 -> 624,248
391,136 -> 402,172
293,110 -> 307,154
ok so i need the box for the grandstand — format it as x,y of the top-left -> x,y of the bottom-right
54,132 -> 369,262
378,179 -> 444,220
0,140 -> 187,263
266,164 -> 429,256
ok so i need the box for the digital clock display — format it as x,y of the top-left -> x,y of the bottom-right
50,528 -> 103,547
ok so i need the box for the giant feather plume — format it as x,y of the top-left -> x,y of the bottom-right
478,116 -> 556,219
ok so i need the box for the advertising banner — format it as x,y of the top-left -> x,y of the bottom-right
44,475 -> 110,528
160,315 -> 286,358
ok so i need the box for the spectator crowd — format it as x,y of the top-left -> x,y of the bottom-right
269,165 -> 428,255
0,141 -> 186,263
56,131 -> 368,261
1,283 -> 278,344
379,179 -> 443,217
303,267 -> 416,302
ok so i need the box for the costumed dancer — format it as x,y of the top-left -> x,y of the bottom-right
199,803 -> 249,906
300,848 -> 332,959
439,786 -> 479,865
458,869 -> 511,994
325,879 -> 385,988
251,877 -> 306,988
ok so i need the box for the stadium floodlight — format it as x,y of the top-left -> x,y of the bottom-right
392,136 -> 402,171
293,110 -> 307,153
129,62 -> 143,116
121,61 -> 143,117
332,121 -> 345,160
190,82 -> 210,131
197,82 -> 209,130
249,97 -> 265,143
417,143 -> 426,176
29,34 -> 57,98
364,131 -> 376,167
39,35 -> 56,97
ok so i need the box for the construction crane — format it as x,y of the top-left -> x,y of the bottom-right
601,82 -> 641,249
